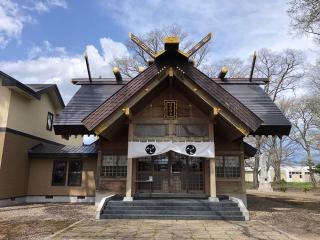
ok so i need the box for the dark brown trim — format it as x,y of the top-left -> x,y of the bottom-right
0,127 -> 62,146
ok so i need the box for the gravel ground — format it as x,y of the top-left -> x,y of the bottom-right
0,191 -> 319,240
0,203 -> 95,240
247,190 -> 320,240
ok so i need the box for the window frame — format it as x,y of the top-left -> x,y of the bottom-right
67,160 -> 83,186
134,124 -> 167,137
46,112 -> 54,131
175,124 -> 209,137
101,155 -> 127,178
51,160 -> 67,186
215,155 -> 241,179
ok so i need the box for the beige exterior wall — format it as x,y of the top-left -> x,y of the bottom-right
28,158 -> 96,196
0,86 -> 83,199
0,85 -> 11,128
0,132 -> 40,198
6,91 -> 81,146
0,132 -> 5,168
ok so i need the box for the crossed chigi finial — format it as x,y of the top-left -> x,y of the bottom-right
128,32 -> 212,59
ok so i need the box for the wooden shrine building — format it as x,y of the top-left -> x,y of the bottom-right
1,33 -> 291,219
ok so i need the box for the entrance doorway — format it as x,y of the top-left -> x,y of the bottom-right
136,151 -> 204,194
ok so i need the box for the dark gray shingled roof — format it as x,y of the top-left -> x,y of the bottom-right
221,84 -> 291,135
54,83 -> 124,134
53,78 -> 291,136
28,143 -> 97,158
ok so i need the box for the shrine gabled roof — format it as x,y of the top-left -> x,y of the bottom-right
53,73 -> 291,136
53,33 -> 291,136
79,60 -> 262,134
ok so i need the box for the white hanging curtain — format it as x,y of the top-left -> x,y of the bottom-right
128,141 -> 215,158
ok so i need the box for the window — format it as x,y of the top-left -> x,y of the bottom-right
52,160 -> 67,186
135,124 -> 167,137
215,156 -> 224,177
47,112 -> 54,131
215,155 -> 241,178
102,155 -> 127,177
176,124 -> 209,137
52,160 -> 83,186
68,160 -> 83,186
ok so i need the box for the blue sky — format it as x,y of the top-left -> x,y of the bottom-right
0,0 -> 318,102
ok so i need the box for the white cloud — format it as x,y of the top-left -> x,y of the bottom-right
100,37 -> 129,61
0,38 -> 128,103
0,0 -> 67,48
0,0 -> 32,48
98,0 -> 318,63
28,40 -> 67,59
31,0 -> 67,13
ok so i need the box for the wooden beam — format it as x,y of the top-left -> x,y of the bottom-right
249,51 -> 257,82
129,32 -> 156,59
185,33 -> 212,58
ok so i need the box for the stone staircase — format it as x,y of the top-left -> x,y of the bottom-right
100,198 -> 245,220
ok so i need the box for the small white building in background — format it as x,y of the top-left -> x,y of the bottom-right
245,161 -> 320,183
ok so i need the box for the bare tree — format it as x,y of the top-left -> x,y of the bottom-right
112,24 -> 211,78
252,48 -> 304,187
308,60 -> 320,93
288,0 -> 320,43
287,96 -> 319,186
262,99 -> 297,182
203,58 -> 250,78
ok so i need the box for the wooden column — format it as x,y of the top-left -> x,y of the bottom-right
123,157 -> 133,201
208,121 -> 218,201
96,150 -> 102,190
209,157 -> 219,201
124,120 -> 134,201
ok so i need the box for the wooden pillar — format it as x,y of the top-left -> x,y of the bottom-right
124,120 -> 133,201
96,150 -> 102,190
123,157 -> 133,201
208,121 -> 218,201
240,141 -> 246,194
209,157 -> 219,202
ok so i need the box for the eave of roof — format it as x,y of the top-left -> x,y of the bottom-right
0,71 -> 40,99
243,142 -> 257,158
82,63 -> 160,131
0,71 -> 65,109
26,84 -> 65,108
28,143 -> 97,158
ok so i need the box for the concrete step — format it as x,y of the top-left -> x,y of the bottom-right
104,205 -> 240,211
107,201 -> 238,207
100,213 -> 245,221
102,209 -> 243,216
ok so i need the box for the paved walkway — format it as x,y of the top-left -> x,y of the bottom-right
50,219 -> 297,240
